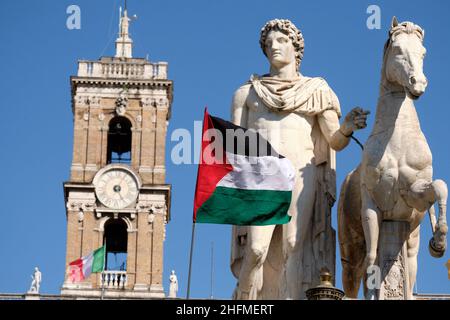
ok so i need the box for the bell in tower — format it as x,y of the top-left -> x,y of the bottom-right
61,3 -> 173,299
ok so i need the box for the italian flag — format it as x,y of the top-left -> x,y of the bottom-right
67,246 -> 106,283
193,109 -> 295,226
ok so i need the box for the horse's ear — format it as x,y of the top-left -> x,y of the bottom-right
391,16 -> 399,28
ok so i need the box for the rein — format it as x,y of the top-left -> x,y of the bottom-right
350,134 -> 364,151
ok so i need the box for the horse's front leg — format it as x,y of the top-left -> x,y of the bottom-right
407,179 -> 448,257
428,179 -> 448,257
361,185 -> 382,299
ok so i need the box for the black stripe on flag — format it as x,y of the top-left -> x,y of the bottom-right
210,116 -> 283,159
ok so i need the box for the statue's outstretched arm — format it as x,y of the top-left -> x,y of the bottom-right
318,110 -> 352,151
318,108 -> 369,151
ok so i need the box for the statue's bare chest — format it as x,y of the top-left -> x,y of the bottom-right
244,88 -> 316,162
245,88 -> 315,133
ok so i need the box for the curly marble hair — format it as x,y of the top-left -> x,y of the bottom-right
259,19 -> 305,67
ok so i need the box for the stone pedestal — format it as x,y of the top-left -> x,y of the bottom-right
377,221 -> 410,300
24,293 -> 40,300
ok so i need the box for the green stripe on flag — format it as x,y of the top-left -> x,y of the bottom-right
92,246 -> 105,273
196,187 -> 292,226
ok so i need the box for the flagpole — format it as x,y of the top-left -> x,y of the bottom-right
186,222 -> 196,299
186,107 -> 206,299
210,241 -> 214,299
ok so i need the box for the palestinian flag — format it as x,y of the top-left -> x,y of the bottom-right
193,109 -> 295,226
67,246 -> 105,283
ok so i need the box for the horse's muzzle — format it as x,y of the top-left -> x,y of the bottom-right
408,76 -> 428,98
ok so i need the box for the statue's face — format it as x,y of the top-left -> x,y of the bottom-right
264,30 -> 296,68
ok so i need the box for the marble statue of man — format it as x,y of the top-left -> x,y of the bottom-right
230,19 -> 369,300
168,270 -> 178,298
115,91 -> 128,116
28,267 -> 42,294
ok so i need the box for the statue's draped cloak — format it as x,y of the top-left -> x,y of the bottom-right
231,75 -> 339,299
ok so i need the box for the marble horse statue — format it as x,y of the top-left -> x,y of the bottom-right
338,17 -> 447,299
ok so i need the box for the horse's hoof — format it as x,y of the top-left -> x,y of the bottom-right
429,238 -> 446,258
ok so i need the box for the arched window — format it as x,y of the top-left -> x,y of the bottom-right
107,117 -> 132,164
103,218 -> 128,271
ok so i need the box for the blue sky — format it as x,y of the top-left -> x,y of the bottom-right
0,0 -> 449,298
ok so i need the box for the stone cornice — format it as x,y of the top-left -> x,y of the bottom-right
71,76 -> 173,89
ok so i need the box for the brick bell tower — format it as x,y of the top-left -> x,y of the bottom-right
61,5 -> 172,299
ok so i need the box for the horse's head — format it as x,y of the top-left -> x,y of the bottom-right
384,17 -> 427,99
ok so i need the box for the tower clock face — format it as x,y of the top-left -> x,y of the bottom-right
95,169 -> 139,209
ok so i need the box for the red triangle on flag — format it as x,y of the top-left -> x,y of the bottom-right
193,108 -> 233,221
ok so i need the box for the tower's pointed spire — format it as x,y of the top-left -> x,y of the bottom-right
115,1 -> 133,59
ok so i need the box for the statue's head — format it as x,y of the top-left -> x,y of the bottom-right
260,19 -> 304,69
384,17 -> 427,99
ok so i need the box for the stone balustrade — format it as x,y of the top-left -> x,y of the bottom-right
77,60 -> 168,80
100,271 -> 127,289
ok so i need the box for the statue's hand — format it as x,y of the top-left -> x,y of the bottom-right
341,107 -> 370,136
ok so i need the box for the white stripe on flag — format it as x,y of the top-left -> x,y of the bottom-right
218,152 -> 295,191
82,252 -> 94,278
